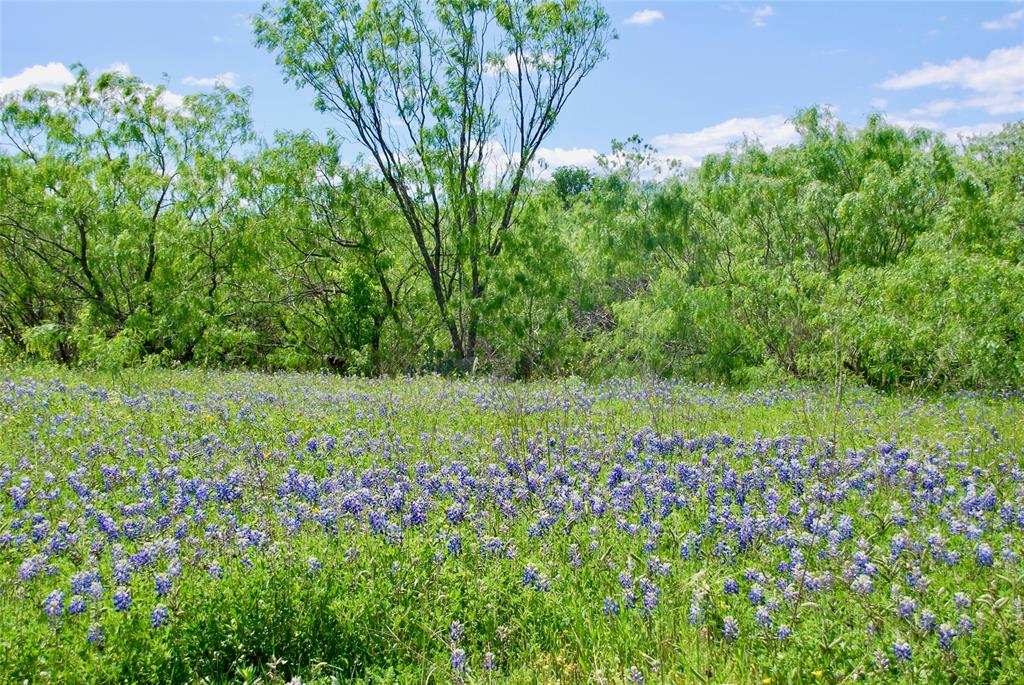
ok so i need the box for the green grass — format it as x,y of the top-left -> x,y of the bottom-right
0,367 -> 1022,683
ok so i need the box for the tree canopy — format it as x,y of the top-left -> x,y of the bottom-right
1,50 -> 1022,389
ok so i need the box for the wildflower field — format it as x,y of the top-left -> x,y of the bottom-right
2,368 -> 1023,684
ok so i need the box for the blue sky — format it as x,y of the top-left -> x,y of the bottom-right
2,1 -> 1022,169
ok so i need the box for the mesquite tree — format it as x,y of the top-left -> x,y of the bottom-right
0,67 -> 255,364
254,0 -> 613,362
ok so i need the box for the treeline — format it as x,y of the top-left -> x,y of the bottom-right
1,68 -> 1022,388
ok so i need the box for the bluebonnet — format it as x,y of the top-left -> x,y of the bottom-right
938,623 -> 956,650
450,647 -> 466,672
976,543 -> 994,567
603,597 -> 620,616
642,586 -> 660,612
569,544 -> 583,569
68,595 -> 87,615
852,574 -> 873,595
151,604 -> 169,628
44,590 -> 64,620
449,620 -> 463,644
113,587 -> 132,612
688,600 -> 703,625
2,375 -> 1022,680
722,616 -> 739,641
18,554 -> 46,582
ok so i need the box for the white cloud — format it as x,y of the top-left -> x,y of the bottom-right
535,146 -> 600,174
531,116 -> 804,179
157,90 -> 185,110
485,54 -> 519,76
907,93 -> 1024,118
533,112 -> 1006,182
182,71 -> 239,88
982,8 -> 1024,30
752,5 -> 775,28
881,45 -> 1024,118
652,115 -> 799,166
722,3 -> 775,28
881,45 -> 1024,94
0,61 -> 186,112
0,62 -> 75,97
624,9 -> 664,26
870,97 -> 888,109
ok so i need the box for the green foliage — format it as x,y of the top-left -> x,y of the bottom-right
551,165 -> 594,207
832,245 -> 1024,389
1,58 -> 1022,389
575,111 -> 1023,390
253,0 -> 614,362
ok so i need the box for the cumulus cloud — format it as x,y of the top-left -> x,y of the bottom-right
0,62 -> 76,97
157,90 -> 186,110
0,61 -> 186,111
652,115 -> 799,166
981,8 -> 1024,31
907,93 -> 1024,117
624,9 -> 664,26
535,146 -> 601,174
530,116 -> 801,179
881,44 -> 1024,118
182,72 -> 239,88
516,111 -> 1006,183
881,45 -> 1024,94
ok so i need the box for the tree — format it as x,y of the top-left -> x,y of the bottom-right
551,165 -> 592,206
254,0 -> 614,363
0,66 -> 255,364
243,131 -> 421,373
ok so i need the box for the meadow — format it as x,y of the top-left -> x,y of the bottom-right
1,367 -> 1023,683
